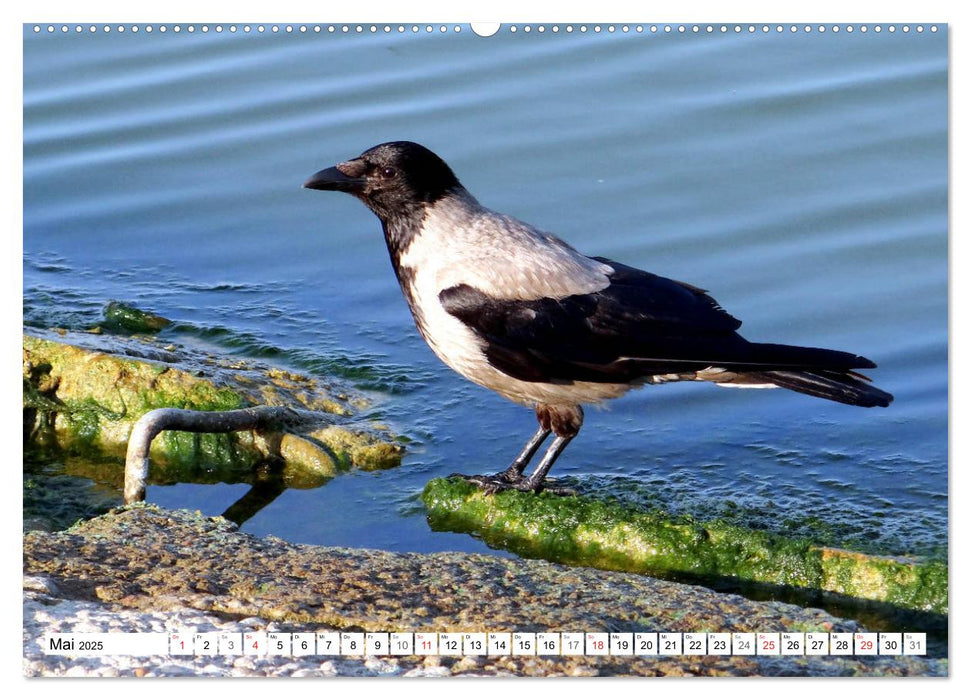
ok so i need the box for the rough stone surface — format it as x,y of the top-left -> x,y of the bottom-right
23,505 -> 947,677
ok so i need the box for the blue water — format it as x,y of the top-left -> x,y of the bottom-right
23,24 -> 947,560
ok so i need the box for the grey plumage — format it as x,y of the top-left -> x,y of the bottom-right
305,141 -> 893,494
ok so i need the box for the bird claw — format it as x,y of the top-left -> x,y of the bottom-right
451,472 -> 575,497
450,472 -> 517,494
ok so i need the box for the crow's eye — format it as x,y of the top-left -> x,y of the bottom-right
380,166 -> 397,179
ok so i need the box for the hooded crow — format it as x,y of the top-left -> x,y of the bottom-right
304,141 -> 893,494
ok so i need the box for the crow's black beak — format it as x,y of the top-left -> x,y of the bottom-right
303,160 -> 366,193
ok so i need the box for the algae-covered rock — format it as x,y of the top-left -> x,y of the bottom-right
23,329 -> 403,491
817,547 -> 948,615
24,332 -> 249,466
306,425 -> 405,471
422,477 -> 947,615
102,301 -> 172,334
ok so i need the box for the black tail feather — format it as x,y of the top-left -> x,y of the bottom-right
746,369 -> 893,408
749,342 -> 877,371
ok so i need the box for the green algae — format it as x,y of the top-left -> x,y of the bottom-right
24,334 -> 251,464
817,548 -> 948,615
56,398 -> 122,449
422,477 -> 947,614
570,474 -> 946,560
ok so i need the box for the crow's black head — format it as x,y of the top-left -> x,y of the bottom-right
304,141 -> 462,221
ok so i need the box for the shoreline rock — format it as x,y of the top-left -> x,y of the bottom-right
23,505 -> 946,677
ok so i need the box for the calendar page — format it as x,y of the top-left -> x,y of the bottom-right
21,4 -> 949,681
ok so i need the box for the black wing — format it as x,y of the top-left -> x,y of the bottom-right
439,257 -> 875,384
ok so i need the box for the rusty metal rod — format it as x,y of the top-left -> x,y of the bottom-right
123,406 -> 302,504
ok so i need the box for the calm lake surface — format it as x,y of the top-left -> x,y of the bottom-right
23,24 -> 947,561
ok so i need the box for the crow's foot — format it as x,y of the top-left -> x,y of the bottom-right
451,472 -> 575,497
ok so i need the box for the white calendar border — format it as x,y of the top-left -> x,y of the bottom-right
11,0 -> 957,691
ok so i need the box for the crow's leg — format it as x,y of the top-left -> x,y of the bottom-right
459,404 -> 583,496
456,424 -> 550,491
519,404 -> 583,494
518,433 -> 576,494
496,424 -> 552,482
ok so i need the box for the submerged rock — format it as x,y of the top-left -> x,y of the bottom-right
22,505 -> 946,677
422,478 -> 947,616
102,301 -> 172,334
